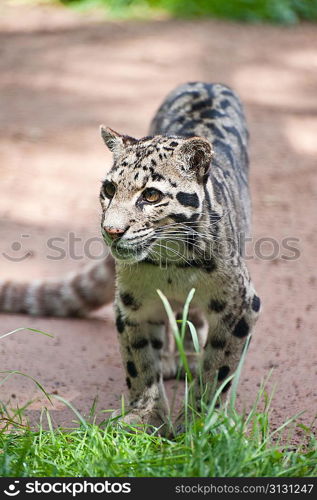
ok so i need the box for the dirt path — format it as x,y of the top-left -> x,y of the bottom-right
0,3 -> 316,443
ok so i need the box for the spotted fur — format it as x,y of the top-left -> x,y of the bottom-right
0,82 -> 261,433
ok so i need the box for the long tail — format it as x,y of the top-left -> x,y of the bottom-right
0,257 -> 115,317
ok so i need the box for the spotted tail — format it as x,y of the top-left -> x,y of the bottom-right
0,257 -> 115,317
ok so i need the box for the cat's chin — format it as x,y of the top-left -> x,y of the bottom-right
110,244 -> 150,264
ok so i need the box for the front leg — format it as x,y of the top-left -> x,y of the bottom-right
114,296 -> 169,433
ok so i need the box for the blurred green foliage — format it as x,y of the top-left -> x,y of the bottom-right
59,0 -> 317,23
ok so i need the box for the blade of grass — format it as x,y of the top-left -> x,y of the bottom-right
186,320 -> 200,353
45,408 -> 56,445
228,334 -> 251,413
180,288 -> 195,342
0,370 -> 52,404
50,394 -> 88,429
0,327 -> 54,340
157,289 -> 193,382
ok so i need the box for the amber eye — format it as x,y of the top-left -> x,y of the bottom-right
103,181 -> 116,199
142,188 -> 162,203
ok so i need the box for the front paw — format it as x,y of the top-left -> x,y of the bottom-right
110,407 -> 170,436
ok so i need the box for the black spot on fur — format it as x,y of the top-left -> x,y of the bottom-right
150,167 -> 165,181
208,123 -> 225,139
170,141 -> 179,147
218,365 -> 230,381
189,213 -> 201,222
143,258 -> 160,266
175,257 -> 216,273
151,172 -> 165,182
209,299 -> 226,313
191,97 -> 212,112
170,212 -> 200,224
225,350 -> 231,356
126,377 -> 131,389
115,311 -> 125,334
233,317 -> 249,338
221,89 -> 235,97
186,231 -> 199,251
146,377 -> 154,387
209,210 -> 222,224
219,98 -> 231,110
252,295 -> 261,312
176,191 -> 200,208
167,277 -> 172,284
120,292 -> 140,311
181,118 -> 201,133
202,173 -> 209,184
169,213 -> 189,223
168,179 -> 177,188
151,339 -> 163,350
156,373 -> 161,382
202,259 -> 217,273
210,338 -> 226,349
127,361 -> 138,378
167,89 -> 200,109
134,172 -> 139,181
200,109 -> 226,120
131,338 -> 149,349
148,320 -> 164,326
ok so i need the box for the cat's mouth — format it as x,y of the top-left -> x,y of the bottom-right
103,235 -> 155,263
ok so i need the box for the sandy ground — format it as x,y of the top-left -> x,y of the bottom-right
0,3 -> 316,443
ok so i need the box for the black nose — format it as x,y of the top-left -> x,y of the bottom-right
103,226 -> 127,241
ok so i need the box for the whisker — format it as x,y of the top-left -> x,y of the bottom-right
156,209 -> 231,232
155,241 -> 193,266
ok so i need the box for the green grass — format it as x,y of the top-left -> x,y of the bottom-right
1,394 -> 316,477
58,0 -> 317,24
1,294 -> 316,477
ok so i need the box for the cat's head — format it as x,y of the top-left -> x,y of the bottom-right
100,126 -> 213,263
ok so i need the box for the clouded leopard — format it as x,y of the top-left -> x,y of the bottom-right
0,82 -> 261,433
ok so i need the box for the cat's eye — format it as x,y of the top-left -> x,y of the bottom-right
103,181 -> 116,199
142,188 -> 163,203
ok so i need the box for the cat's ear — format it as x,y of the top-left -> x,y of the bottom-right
100,126 -> 137,154
100,126 -> 124,152
178,136 -> 213,179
